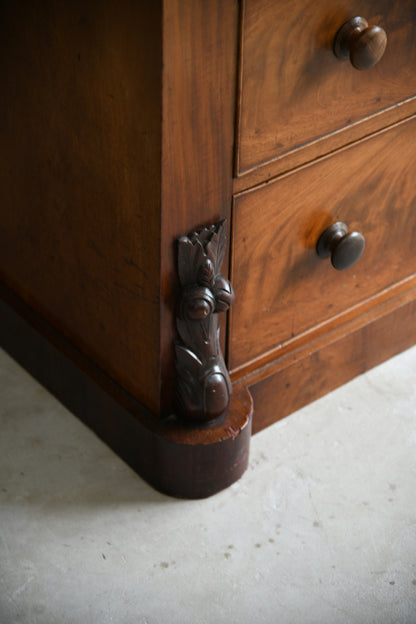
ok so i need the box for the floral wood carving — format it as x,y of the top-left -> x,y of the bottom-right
175,220 -> 234,422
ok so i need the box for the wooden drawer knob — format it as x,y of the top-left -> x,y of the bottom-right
316,222 -> 365,270
333,17 -> 387,70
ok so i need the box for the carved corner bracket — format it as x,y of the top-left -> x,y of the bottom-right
175,219 -> 234,423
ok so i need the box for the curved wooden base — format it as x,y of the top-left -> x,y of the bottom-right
142,384 -> 252,498
0,284 -> 252,499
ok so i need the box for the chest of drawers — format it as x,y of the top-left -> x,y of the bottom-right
1,0 -> 416,497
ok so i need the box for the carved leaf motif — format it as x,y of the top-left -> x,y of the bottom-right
176,316 -> 197,352
197,258 -> 215,288
175,346 -> 203,419
175,220 -> 232,422
177,315 -> 216,364
197,224 -> 216,246
177,237 -> 205,287
206,219 -> 226,273
175,343 -> 203,373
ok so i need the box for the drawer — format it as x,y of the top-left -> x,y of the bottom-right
237,0 -> 416,174
229,117 -> 416,372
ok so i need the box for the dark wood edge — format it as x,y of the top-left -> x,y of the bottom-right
233,0 -> 245,178
0,282 -> 253,499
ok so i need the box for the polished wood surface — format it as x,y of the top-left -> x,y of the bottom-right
0,0 -> 239,419
249,284 -> 416,433
0,1 -> 244,497
160,0 -> 239,413
230,116 -> 416,372
0,1 -> 163,413
237,0 -> 416,174
2,0 -> 416,497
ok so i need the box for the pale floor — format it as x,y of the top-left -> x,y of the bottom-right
0,344 -> 416,624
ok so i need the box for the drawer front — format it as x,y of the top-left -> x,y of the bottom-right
229,117 -> 416,371
237,0 -> 416,174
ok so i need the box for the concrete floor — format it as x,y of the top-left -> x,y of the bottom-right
0,345 -> 415,624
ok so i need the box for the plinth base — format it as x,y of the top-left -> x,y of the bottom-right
0,284 -> 252,498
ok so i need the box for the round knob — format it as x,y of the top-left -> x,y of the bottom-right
333,17 -> 387,70
316,222 -> 365,270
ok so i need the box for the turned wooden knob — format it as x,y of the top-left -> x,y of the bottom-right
316,222 -> 365,270
333,17 -> 387,70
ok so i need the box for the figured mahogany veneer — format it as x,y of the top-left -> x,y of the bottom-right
237,0 -> 416,175
230,117 -> 416,373
2,0 -> 416,497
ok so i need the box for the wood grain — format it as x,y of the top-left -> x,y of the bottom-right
0,1 -> 240,418
0,1 -> 163,413
248,285 -> 416,433
2,0 -> 416,496
230,116 -> 416,371
160,0 -> 239,413
237,0 -> 416,174
233,98 -> 416,193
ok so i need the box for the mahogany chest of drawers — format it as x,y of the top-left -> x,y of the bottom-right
1,0 -> 416,497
